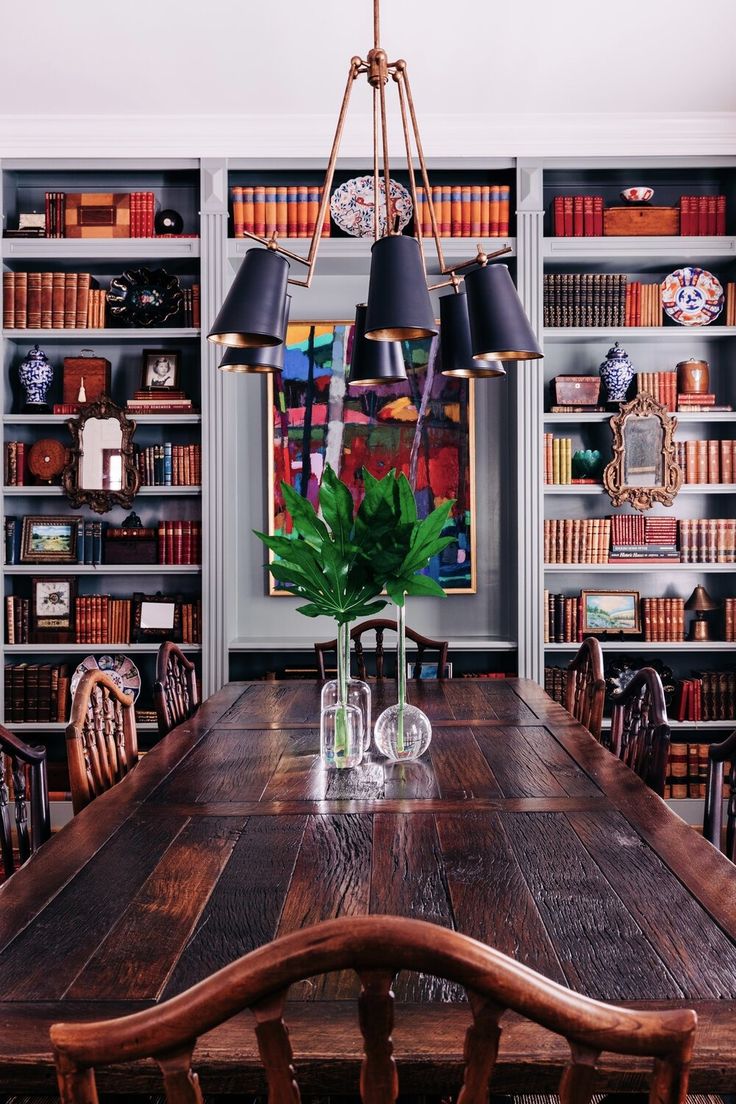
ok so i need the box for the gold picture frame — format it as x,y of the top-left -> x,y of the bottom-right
20,516 -> 78,564
581,589 -> 641,635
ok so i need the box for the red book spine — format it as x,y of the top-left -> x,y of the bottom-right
553,195 -> 564,236
679,195 -> 689,236
148,192 -> 155,237
183,520 -> 192,565
707,195 -> 717,235
573,195 -> 584,237
717,194 -> 726,235
583,195 -> 594,236
158,521 -> 166,564
593,196 -> 603,236
698,196 -> 708,235
563,196 -> 573,236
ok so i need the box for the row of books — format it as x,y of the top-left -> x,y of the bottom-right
680,519 -> 736,563
624,283 -> 663,327
5,593 -> 202,645
664,743 -> 726,800
4,442 -> 28,486
676,673 -> 736,722
544,592 -> 582,643
551,196 -> 604,237
135,444 -> 201,486
127,192 -> 156,237
634,372 -> 677,411
679,196 -> 728,236
231,186 -> 331,238
43,192 -> 66,238
126,388 -> 197,415
641,597 -> 686,642
3,272 -> 96,329
543,273 -> 627,328
676,440 -> 736,484
546,516 -> 736,564
544,519 -> 611,564
727,283 -> 736,327
4,663 -> 70,722
158,520 -> 201,565
413,185 -> 511,237
542,435 -> 598,485
544,592 -> 693,644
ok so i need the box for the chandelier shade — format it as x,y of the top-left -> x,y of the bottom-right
464,263 -> 543,362
208,248 -> 290,348
364,235 -> 438,342
348,303 -> 407,385
439,291 -> 506,379
218,297 -> 291,373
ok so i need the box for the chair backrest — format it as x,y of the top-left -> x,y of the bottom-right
703,727 -> 736,861
0,725 -> 50,879
154,642 -> 200,737
315,618 -> 449,680
65,670 -> 139,815
608,667 -> 670,797
51,916 -> 695,1104
565,637 -> 605,742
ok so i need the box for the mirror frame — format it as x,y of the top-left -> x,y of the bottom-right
603,392 -> 682,511
63,396 -> 140,514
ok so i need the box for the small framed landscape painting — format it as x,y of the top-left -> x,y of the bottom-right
268,321 -> 476,595
20,516 -> 78,564
581,589 -> 641,635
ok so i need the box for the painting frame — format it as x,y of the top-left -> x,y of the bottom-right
20,515 -> 78,564
266,319 -> 476,596
581,589 -> 641,635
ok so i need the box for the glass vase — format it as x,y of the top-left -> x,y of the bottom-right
320,622 -> 364,769
374,601 -> 432,761
320,626 -> 372,752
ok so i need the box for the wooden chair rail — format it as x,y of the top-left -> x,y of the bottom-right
65,670 -> 138,815
52,916 -> 696,1104
315,618 -> 449,680
0,725 -> 50,878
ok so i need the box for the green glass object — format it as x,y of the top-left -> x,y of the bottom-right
571,448 -> 602,479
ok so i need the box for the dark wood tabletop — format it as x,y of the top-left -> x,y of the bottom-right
2,677 -> 736,1095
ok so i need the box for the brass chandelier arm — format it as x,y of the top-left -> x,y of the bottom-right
394,63 -> 426,275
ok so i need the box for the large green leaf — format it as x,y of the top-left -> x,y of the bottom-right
319,464 -> 355,559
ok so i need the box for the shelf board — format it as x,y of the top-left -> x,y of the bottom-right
2,238 -> 200,260
5,720 -> 159,733
601,718 -> 734,732
545,562 -> 735,572
544,411 -> 736,423
3,485 -> 201,496
228,637 -> 518,653
544,483 -> 736,494
545,641 -> 735,652
544,327 -> 736,342
4,643 -> 201,654
1,328 -> 200,341
3,413 -> 202,425
543,235 -> 736,264
5,564 -> 201,575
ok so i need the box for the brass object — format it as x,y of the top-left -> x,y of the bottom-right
62,397 -> 140,514
234,0 -> 512,291
603,392 -> 682,511
685,585 -> 718,641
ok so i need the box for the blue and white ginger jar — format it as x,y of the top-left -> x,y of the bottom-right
18,344 -> 54,409
599,342 -> 634,403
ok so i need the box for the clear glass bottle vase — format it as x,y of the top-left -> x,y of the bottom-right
320,622 -> 364,768
374,601 -> 432,761
320,625 -> 372,752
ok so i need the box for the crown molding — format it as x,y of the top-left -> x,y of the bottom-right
0,111 -> 734,160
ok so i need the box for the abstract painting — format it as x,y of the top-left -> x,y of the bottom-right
268,321 -> 476,594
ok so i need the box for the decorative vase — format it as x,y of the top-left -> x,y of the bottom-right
374,601 -> 432,761
320,627 -> 372,752
18,344 -> 54,411
599,342 -> 634,403
676,358 -> 709,395
571,449 -> 602,480
320,622 -> 364,769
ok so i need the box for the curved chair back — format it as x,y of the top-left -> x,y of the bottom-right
65,670 -> 138,814
0,726 -> 50,878
315,618 -> 449,680
51,916 -> 695,1104
565,636 -> 606,742
154,642 -> 200,737
608,667 -> 670,797
703,727 -> 736,861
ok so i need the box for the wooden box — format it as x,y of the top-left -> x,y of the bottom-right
64,193 -> 131,238
105,532 -> 158,565
604,206 -> 679,236
62,356 -> 111,405
554,375 -> 601,405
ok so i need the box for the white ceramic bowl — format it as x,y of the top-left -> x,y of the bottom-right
620,186 -> 654,203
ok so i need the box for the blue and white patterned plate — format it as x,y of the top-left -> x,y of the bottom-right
661,267 -> 724,326
330,175 -> 413,238
71,654 -> 141,701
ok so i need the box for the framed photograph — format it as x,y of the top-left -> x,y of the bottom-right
581,590 -> 641,635
141,350 -> 181,391
20,516 -> 78,564
31,576 -> 77,642
132,593 -> 182,642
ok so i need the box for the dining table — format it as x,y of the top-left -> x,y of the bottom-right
1,676 -> 736,1096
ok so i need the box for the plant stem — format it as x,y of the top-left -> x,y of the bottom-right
335,621 -> 349,758
397,600 -> 406,754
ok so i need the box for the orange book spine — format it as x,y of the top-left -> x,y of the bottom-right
232,186 -> 244,237
264,186 -> 277,236
480,185 -> 490,236
276,186 -> 288,236
499,184 -> 510,236
489,185 -> 500,236
461,185 -> 471,235
470,184 -> 482,237
242,186 -> 255,235
253,186 -> 266,237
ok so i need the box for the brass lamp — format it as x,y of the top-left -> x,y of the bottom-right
208,0 -> 541,374
685,585 -> 719,641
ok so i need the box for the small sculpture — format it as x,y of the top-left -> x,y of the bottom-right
599,342 -> 634,404
18,344 -> 54,411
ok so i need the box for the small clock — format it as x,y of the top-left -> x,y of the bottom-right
28,438 -> 68,485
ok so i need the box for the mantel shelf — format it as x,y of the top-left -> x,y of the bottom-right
5,564 -> 201,575
543,235 -> 736,262
1,238 -> 201,260
2,328 -> 200,341
545,562 -> 736,573
601,718 -> 734,731
3,485 -> 201,496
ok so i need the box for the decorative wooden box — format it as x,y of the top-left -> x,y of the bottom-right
64,193 -> 131,238
554,375 -> 601,405
105,529 -> 157,565
604,207 -> 679,236
62,356 -> 111,405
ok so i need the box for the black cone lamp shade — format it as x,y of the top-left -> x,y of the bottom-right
439,291 -> 506,379
464,263 -> 543,361
218,297 -> 291,373
208,247 -> 289,348
348,303 -> 407,385
364,235 -> 438,341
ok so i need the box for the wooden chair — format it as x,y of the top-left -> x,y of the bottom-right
65,670 -> 139,815
608,667 -> 671,798
565,636 -> 606,742
703,728 -> 736,861
154,641 -> 200,737
315,618 -> 449,680
0,726 -> 50,879
50,915 -> 695,1104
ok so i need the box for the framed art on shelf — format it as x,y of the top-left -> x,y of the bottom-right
267,321 -> 476,595
20,516 -> 78,564
132,593 -> 182,642
581,590 -> 641,635
141,350 -> 181,391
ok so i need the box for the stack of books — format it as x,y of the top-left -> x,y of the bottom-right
677,392 -> 733,413
679,195 -> 727,235
609,515 -> 679,562
5,596 -> 29,645
543,518 -> 611,563
544,592 -> 581,643
635,371 -> 677,409
551,195 -> 604,236
543,666 -> 568,705
676,440 -> 736,483
679,519 -> 736,563
127,390 -> 197,415
543,274 -> 627,327
75,597 -> 132,644
664,743 -> 714,799
4,443 -> 26,486
3,663 -> 70,722
675,673 -> 736,721
157,520 -> 201,565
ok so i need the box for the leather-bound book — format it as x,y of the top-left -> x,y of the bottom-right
707,195 -> 717,235
593,196 -> 603,235
470,185 -> 481,237
14,272 -> 27,328
27,272 -> 42,328
717,195 -> 726,235
264,186 -> 277,236
553,195 -> 564,236
285,186 -> 297,237
306,187 -> 319,235
573,195 -> 584,237
253,185 -> 266,236
3,271 -> 15,328
480,185 -> 490,236
51,272 -> 65,328
488,185 -> 499,236
231,186 -> 244,237
583,195 -> 594,236
461,185 -> 471,236
64,272 -> 78,328
450,184 -> 462,237
276,186 -> 288,236
498,184 -> 510,236
296,185 -> 308,237
563,195 -> 573,236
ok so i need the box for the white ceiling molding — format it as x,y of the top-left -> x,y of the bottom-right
0,112 -> 734,159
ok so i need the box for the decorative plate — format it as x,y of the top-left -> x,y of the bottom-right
330,175 -> 413,238
661,266 -> 724,326
71,654 -> 141,701
106,267 -> 183,327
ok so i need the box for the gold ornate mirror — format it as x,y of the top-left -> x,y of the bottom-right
603,393 -> 682,511
63,397 -> 140,514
